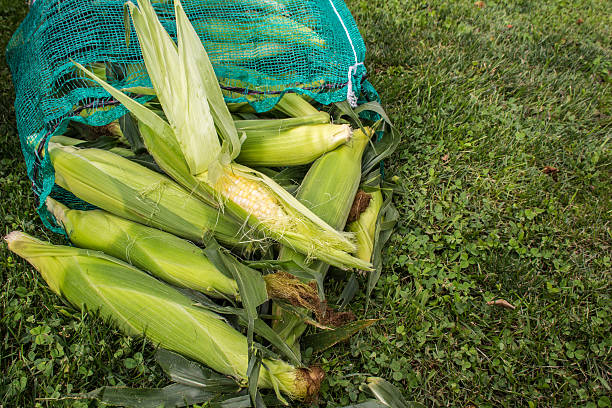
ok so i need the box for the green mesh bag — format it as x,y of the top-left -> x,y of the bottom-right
6,0 -> 379,232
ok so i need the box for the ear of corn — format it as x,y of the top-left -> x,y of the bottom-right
48,135 -> 84,146
53,135 -> 137,160
48,142 -> 247,248
273,127 -> 372,352
280,127 -> 373,259
46,198 -> 239,299
74,0 -> 371,272
201,41 -> 286,63
347,188 -> 383,263
5,231 -> 322,400
236,124 -> 351,167
200,163 -> 371,270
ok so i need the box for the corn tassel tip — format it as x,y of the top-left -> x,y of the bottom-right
263,272 -> 321,314
295,366 -> 325,402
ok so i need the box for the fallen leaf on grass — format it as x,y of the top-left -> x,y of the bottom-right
474,1 -> 485,8
487,299 -> 516,310
542,166 -> 559,181
542,166 -> 559,174
442,154 -> 450,163
576,18 -> 584,25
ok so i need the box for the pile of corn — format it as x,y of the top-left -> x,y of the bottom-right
6,0 -> 396,403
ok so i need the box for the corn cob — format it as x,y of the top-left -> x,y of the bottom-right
48,142 -> 247,248
47,198 -> 238,298
236,124 -> 351,167
5,232 -> 323,400
74,0 -> 371,271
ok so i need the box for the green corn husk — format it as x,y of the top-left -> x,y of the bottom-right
278,127 -> 373,265
48,135 -> 84,146
236,124 -> 351,167
273,127 -> 372,353
234,113 -> 330,130
48,142 -> 248,249
274,93 -> 320,118
47,198 -> 320,310
74,0 -> 371,272
46,198 -> 238,298
347,188 -> 383,263
227,102 -> 257,114
5,232 -> 323,400
51,134 -> 135,158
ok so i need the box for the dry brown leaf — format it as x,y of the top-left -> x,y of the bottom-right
442,153 -> 450,163
487,299 -> 516,310
542,165 -> 559,181
542,166 -> 559,174
347,190 -> 372,223
474,1 -> 485,8
576,18 -> 584,25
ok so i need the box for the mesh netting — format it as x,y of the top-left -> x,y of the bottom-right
6,0 -> 376,232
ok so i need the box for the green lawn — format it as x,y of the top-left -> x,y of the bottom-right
1,0 -> 611,407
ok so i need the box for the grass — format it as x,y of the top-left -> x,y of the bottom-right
1,0 -> 611,407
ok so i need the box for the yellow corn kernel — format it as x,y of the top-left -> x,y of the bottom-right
216,172 -> 287,221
